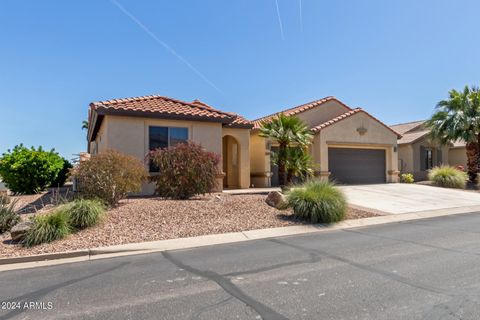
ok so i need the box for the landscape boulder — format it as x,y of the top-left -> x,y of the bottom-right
265,191 -> 287,209
10,221 -> 34,242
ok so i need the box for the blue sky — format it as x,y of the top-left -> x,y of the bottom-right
1,0 -> 479,159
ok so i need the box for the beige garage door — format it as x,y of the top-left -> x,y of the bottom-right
328,148 -> 386,184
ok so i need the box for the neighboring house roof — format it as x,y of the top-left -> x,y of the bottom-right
451,140 -> 467,148
311,108 -> 402,138
397,130 -> 430,145
390,120 -> 425,135
390,120 -> 430,145
252,96 -> 352,129
88,95 -> 252,142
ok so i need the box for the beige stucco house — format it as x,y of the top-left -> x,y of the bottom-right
87,94 -> 403,193
250,97 -> 401,186
87,95 -> 252,194
390,120 -> 467,181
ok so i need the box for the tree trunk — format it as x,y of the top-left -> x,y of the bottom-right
278,143 -> 287,187
465,141 -> 479,183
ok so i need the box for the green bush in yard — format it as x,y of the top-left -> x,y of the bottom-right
428,166 -> 468,189
0,200 -> 20,234
286,180 -> 347,223
64,199 -> 105,230
0,145 -> 64,194
50,158 -> 73,188
23,210 -> 71,247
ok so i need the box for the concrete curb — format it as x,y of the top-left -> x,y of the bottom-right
1,206 -> 479,272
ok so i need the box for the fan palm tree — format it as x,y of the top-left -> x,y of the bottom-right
285,147 -> 315,183
425,85 -> 480,182
259,114 -> 313,186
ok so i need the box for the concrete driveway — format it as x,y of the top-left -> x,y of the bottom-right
339,183 -> 480,214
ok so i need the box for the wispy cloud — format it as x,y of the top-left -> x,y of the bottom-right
110,0 -> 222,93
274,0 -> 285,40
299,0 -> 303,32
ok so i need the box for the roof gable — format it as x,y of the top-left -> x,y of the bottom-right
252,96 -> 351,129
311,108 -> 402,138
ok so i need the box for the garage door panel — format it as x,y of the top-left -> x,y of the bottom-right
328,148 -> 386,184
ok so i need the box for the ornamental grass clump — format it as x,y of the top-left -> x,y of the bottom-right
286,180 -> 347,223
428,166 -> 468,189
0,200 -> 20,234
64,199 -> 105,230
149,142 -> 220,199
23,209 -> 71,247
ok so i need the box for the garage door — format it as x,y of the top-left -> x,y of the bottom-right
328,148 -> 386,184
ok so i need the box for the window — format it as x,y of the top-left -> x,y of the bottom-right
149,126 -> 188,172
425,148 -> 433,170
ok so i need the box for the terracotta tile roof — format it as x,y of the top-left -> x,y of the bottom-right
252,96 -> 351,129
311,108 -> 402,138
90,95 -> 237,122
88,95 -> 252,142
397,130 -> 430,145
389,120 -> 425,135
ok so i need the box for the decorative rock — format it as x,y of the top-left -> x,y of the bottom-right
10,221 -> 34,242
265,191 -> 287,209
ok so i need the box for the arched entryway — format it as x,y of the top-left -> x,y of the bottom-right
222,135 -> 240,188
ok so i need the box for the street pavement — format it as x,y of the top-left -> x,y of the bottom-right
1,212 -> 480,319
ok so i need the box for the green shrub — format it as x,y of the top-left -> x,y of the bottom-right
400,173 -> 414,183
0,200 -> 20,234
0,145 -> 64,194
149,142 -> 221,199
73,150 -> 148,206
64,199 -> 105,229
428,166 -> 468,189
50,159 -> 73,188
23,210 -> 71,247
286,180 -> 347,223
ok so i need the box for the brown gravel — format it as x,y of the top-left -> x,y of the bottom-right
1,194 -> 380,257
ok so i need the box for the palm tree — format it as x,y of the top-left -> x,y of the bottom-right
425,85 -> 480,182
259,114 -> 313,186
82,120 -> 88,130
285,147 -> 315,183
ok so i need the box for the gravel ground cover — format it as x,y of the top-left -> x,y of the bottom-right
1,194 -> 379,257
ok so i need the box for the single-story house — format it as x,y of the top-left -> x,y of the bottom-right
390,120 -> 467,180
87,94 -> 401,193
87,95 -> 253,194
250,97 -> 401,187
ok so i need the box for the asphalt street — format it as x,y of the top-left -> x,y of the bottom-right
1,212 -> 480,319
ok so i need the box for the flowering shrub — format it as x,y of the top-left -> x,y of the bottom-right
400,173 -> 414,183
149,142 -> 220,199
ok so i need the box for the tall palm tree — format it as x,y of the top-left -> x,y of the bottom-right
425,85 -> 480,182
82,120 -> 88,130
259,114 -> 313,186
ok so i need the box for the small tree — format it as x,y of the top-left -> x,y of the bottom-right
0,145 -> 64,194
259,114 -> 313,186
50,158 -> 73,188
149,142 -> 220,199
426,86 -> 480,182
73,150 -> 148,206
